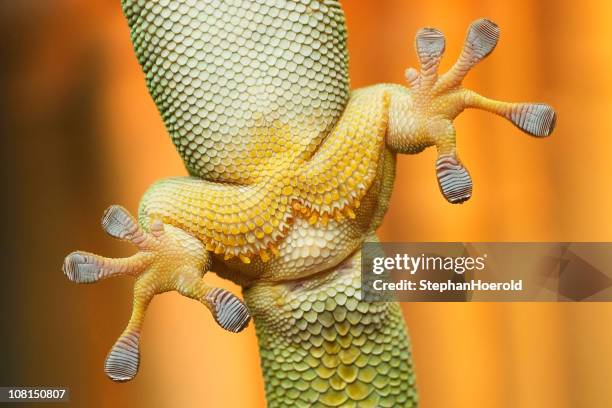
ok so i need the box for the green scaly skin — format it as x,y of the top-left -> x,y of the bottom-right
63,1 -> 556,407
245,240 -> 416,407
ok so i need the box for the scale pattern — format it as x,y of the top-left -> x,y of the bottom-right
245,250 -> 416,408
138,88 -> 389,261
121,0 -> 349,183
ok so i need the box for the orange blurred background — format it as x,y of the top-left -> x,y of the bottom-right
1,1 -> 611,407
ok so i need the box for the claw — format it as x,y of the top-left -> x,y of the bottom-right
63,205 -> 251,382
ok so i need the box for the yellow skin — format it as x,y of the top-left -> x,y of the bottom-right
63,8 -> 555,407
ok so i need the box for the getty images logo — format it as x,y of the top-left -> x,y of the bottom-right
371,253 -> 488,275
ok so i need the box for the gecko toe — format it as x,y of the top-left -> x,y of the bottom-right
63,252 -> 101,284
105,333 -> 140,382
207,288 -> 251,333
508,103 -> 557,137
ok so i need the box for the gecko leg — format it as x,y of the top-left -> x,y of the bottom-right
63,205 -> 250,382
394,18 -> 556,203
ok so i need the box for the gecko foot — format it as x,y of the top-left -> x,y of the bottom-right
403,18 -> 556,203
63,205 -> 250,382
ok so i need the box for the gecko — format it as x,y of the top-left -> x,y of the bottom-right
63,1 -> 555,407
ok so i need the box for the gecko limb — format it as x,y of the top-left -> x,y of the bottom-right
63,205 -> 250,382
389,19 -> 556,203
